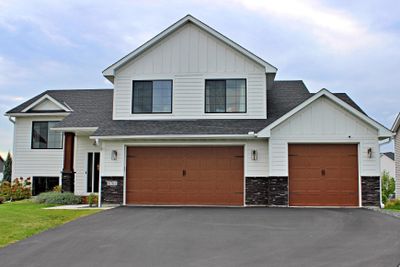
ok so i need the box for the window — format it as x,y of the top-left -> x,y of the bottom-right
132,80 -> 172,113
31,121 -> 62,149
205,79 -> 246,113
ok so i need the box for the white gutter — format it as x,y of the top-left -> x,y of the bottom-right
90,134 -> 262,140
7,116 -> 15,124
5,112 -> 69,117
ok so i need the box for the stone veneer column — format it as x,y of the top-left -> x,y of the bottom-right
101,177 -> 123,204
268,177 -> 288,206
245,177 -> 268,205
361,176 -> 380,206
245,176 -> 288,206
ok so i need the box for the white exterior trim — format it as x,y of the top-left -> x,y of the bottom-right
102,15 -> 277,79
258,89 -> 393,138
391,112 -> 400,132
6,112 -> 69,117
91,134 -> 260,140
21,94 -> 72,113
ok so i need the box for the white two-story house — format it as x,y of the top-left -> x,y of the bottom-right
6,15 -> 392,207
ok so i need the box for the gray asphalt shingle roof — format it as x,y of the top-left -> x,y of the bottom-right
382,152 -> 395,161
6,81 -> 366,136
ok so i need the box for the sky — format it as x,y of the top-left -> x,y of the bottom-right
0,0 -> 399,158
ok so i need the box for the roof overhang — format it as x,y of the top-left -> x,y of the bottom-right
257,88 -> 393,138
102,14 -> 277,82
90,134 -> 264,141
5,112 -> 70,117
391,113 -> 400,132
51,127 -> 98,135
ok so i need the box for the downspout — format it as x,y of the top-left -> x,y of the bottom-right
378,136 -> 394,208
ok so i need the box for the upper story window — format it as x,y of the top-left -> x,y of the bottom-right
32,121 -> 63,149
132,80 -> 172,113
205,79 -> 246,113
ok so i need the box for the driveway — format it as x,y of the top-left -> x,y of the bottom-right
1,207 -> 400,267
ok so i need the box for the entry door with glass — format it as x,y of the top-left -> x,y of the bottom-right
87,152 -> 100,193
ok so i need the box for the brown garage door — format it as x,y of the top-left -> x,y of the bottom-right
289,144 -> 359,206
126,146 -> 244,205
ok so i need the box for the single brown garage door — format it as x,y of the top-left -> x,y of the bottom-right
126,146 -> 244,205
289,144 -> 359,206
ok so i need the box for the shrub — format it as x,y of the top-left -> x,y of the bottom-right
88,193 -> 98,207
0,196 -> 4,204
53,185 -> 62,192
381,171 -> 395,204
0,181 -> 11,200
10,178 -> 31,201
35,192 -> 81,205
385,199 -> 400,209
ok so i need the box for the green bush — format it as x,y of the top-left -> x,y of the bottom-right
0,181 -> 11,200
11,178 -> 32,201
34,192 -> 81,205
88,193 -> 98,207
381,171 -> 395,204
385,199 -> 400,209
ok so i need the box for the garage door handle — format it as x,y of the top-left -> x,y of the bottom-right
182,170 -> 186,176
321,169 -> 326,176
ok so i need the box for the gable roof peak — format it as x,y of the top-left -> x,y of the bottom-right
102,14 -> 277,82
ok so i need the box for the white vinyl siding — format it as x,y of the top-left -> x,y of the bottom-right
74,136 -> 101,195
113,22 -> 267,120
100,139 -> 268,178
12,116 -> 64,179
269,96 -> 380,177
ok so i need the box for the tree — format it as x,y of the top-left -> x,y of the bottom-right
381,170 -> 395,204
3,152 -> 12,183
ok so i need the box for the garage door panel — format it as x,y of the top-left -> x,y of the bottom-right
289,144 -> 358,206
126,146 -> 244,205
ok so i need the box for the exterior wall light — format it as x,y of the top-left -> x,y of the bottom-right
251,149 -> 258,161
111,150 -> 118,160
367,147 -> 372,158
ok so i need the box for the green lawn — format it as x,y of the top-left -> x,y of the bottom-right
0,200 -> 101,247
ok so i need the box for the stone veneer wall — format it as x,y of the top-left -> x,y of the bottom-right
245,176 -> 288,206
101,176 -> 123,204
361,176 -> 380,206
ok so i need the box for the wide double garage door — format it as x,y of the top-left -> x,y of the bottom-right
289,144 -> 359,206
126,147 -> 244,205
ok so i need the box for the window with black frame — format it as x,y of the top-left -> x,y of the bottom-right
205,79 -> 246,113
31,121 -> 63,149
132,80 -> 172,113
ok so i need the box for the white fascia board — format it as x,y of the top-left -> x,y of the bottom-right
89,134 -> 263,140
257,88 -> 393,138
5,112 -> 69,117
102,15 -> 277,78
50,127 -> 98,132
21,94 -> 72,113
391,112 -> 400,132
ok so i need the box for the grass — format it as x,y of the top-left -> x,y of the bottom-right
384,199 -> 400,212
0,200 -> 101,248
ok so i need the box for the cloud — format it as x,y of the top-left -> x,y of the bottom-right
231,0 -> 383,53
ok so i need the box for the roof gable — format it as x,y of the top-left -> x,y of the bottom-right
102,15 -> 277,81
391,112 -> 400,132
258,88 -> 392,138
21,94 -> 71,113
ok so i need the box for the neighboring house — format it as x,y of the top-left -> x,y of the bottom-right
0,155 -> 4,181
5,15 -> 392,206
380,152 -> 395,177
392,113 -> 400,196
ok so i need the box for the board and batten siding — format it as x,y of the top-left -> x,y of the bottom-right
12,116 -> 64,179
100,139 -> 268,178
395,130 -> 400,195
74,135 -> 101,195
269,96 -> 380,177
113,22 -> 267,120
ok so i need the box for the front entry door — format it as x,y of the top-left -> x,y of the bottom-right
87,152 -> 100,193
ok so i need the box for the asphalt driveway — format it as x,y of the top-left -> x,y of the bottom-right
1,207 -> 400,267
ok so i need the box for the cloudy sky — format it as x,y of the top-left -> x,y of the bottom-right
0,0 -> 399,157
